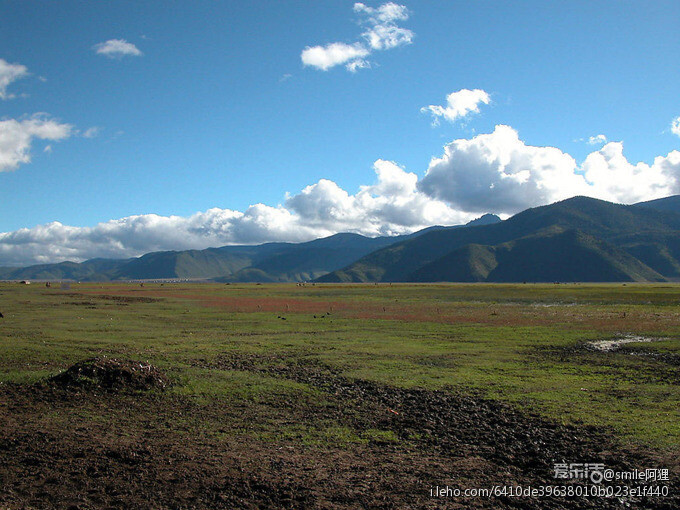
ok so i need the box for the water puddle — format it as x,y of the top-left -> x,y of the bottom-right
589,334 -> 661,352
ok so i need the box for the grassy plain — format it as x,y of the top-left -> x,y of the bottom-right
1,282 -> 678,508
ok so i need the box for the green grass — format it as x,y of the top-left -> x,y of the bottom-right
1,281 -> 679,451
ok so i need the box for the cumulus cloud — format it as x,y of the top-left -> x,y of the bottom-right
587,134 -> 608,145
421,89 -> 491,125
301,43 -> 369,72
0,207 -> 306,267
581,142 -> 680,203
0,114 -> 74,172
287,159 -> 468,235
0,58 -> 29,99
419,125 -> 585,213
93,39 -> 143,59
0,161 -> 470,266
4,125 -> 680,266
672,117 -> 680,137
301,2 -> 413,72
419,125 -> 680,214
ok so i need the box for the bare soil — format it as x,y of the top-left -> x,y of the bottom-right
0,356 -> 677,509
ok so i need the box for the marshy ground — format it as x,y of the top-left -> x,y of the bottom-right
0,282 -> 678,508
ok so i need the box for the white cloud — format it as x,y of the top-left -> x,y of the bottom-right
671,117 -> 680,137
0,114 -> 74,172
0,58 -> 29,100
345,59 -> 371,73
3,125 -> 680,266
93,39 -> 143,59
301,43 -> 370,72
354,2 -> 413,50
419,125 -> 680,214
421,89 -> 491,125
581,142 -> 680,203
287,159 -> 468,235
301,2 -> 413,72
587,134 -> 608,145
419,125 -> 585,213
82,127 -> 101,139
0,161 -> 470,266
354,2 -> 409,24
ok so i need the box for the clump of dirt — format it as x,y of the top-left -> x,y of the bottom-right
48,357 -> 170,392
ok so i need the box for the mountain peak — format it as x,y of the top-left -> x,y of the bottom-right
466,213 -> 502,227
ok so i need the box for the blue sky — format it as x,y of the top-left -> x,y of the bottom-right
1,1 -> 679,265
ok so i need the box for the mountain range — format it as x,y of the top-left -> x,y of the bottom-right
2,195 -> 680,283
0,214 -> 500,282
319,195 -> 680,283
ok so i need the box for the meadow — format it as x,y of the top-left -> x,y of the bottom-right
0,282 -> 678,508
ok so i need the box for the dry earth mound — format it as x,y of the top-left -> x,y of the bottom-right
48,357 -> 170,391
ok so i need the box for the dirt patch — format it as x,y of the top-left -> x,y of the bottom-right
197,353 -> 679,509
626,349 -> 680,366
579,334 -> 680,367
537,340 -> 680,386
66,300 -> 98,307
1,362 -> 677,509
0,385 -> 317,509
47,357 -> 170,392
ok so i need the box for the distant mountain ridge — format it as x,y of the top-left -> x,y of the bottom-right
318,195 -> 680,283
634,195 -> 680,215
5,195 -> 680,284
0,215 -> 501,282
409,228 -> 664,283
